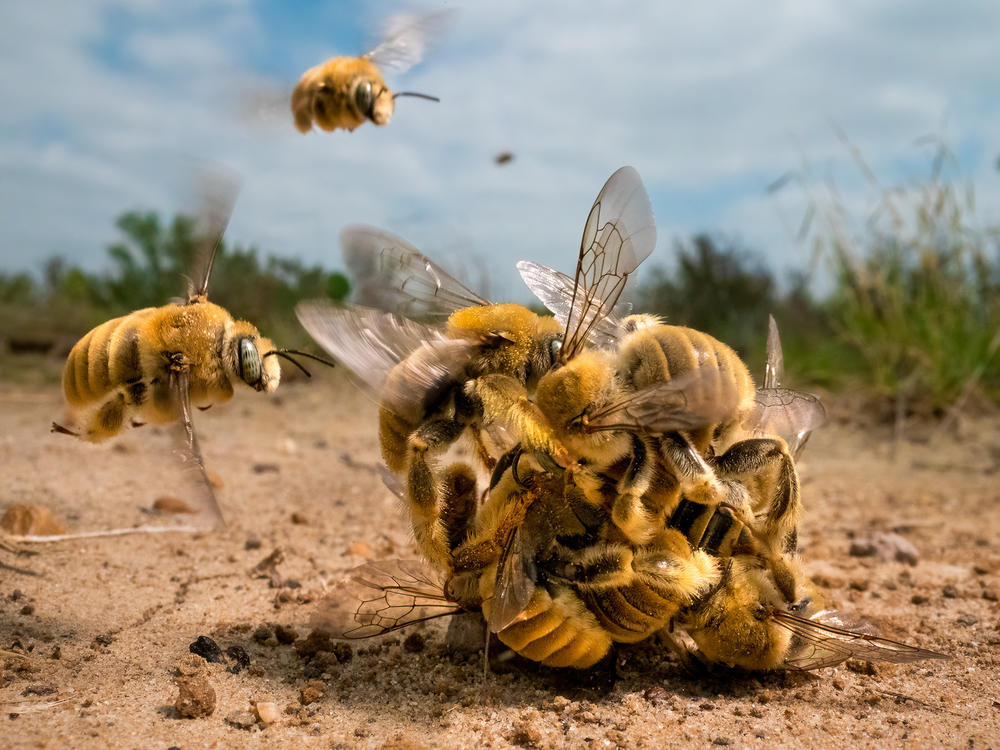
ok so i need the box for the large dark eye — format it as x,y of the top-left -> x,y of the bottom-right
354,80 -> 373,118
239,338 -> 261,385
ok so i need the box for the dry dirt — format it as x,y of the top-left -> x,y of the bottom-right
1,370 -> 998,749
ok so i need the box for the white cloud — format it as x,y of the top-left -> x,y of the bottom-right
2,0 -> 1000,304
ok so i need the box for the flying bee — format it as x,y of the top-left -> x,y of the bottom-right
291,10 -> 448,133
297,166 -> 657,568
52,173 -> 334,527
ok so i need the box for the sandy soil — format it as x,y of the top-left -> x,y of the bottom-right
1,370 -> 998,749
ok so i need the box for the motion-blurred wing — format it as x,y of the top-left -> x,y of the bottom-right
517,261 -> 630,349
363,9 -> 453,72
764,314 -> 784,390
187,170 -> 239,301
341,225 -> 490,319
168,369 -> 225,528
585,368 -> 741,436
487,525 -> 537,634
296,300 -> 477,420
775,609 -> 950,671
559,166 -> 656,360
311,560 -> 462,639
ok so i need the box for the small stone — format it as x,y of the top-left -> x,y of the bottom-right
712,739 -> 732,747
19,604 -> 34,616
973,564 -> 990,575
206,471 -> 224,489
403,633 -> 425,653
983,590 -> 998,602
189,636 -> 225,664
344,542 -> 373,558
20,684 -> 56,697
293,630 -> 333,658
153,497 -> 196,515
174,675 -> 216,718
832,678 -> 845,691
9,590 -> 23,601
252,625 -> 273,644
1,504 -> 67,536
274,624 -> 298,645
245,537 -> 262,551
509,720 -> 542,748
93,633 -> 114,648
252,463 -> 280,474
254,701 -> 280,725
299,680 -> 326,705
849,579 -> 869,592
226,646 -> 250,674
643,685 -> 669,704
956,613 -> 979,627
290,512 -> 308,525
911,594 -> 928,605
224,710 -> 256,730
942,585 -> 958,599
332,642 -> 353,663
49,646 -> 61,660
848,532 -> 919,565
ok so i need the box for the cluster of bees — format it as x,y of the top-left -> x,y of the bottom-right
45,14 -> 949,675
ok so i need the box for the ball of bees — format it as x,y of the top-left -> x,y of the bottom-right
291,10 -> 448,133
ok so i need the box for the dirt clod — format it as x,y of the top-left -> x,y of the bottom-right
174,675 -> 216,718
942,584 -> 959,598
174,654 -> 206,677
290,512 -> 308,525
849,532 -> 919,565
245,537 -> 262,551
252,624 -> 274,644
19,604 -> 34,615
509,720 -> 542,748
345,541 -> 373,558
294,630 -> 333,659
226,645 -> 250,674
252,463 -> 280,474
299,679 -> 326,705
403,633 -> 425,653
224,710 -> 256,729
189,636 -> 226,664
274,624 -> 298,644
956,613 -> 979,626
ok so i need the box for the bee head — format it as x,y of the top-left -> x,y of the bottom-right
352,78 -> 395,125
536,349 -> 620,457
232,333 -> 281,392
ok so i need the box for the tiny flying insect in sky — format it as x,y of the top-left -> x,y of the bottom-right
291,9 -> 451,134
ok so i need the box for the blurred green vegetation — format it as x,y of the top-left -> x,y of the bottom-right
0,210 -> 350,365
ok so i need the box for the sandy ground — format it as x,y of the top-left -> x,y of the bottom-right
1,369 -> 998,749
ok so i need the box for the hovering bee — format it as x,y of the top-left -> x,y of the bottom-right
52,174 -> 334,527
296,166 -> 656,568
291,10 -> 448,133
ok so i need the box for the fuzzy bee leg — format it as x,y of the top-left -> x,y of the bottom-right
609,435 -> 658,545
710,438 -> 800,554
440,463 -> 479,554
453,388 -> 496,472
406,417 -> 468,568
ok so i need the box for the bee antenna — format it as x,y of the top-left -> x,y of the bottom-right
262,349 -> 337,378
392,91 -> 440,103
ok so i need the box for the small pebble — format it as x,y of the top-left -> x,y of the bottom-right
344,542 -> 373,558
403,633 -> 425,653
255,701 -> 280,725
299,680 -> 326,705
274,624 -> 298,645
911,594 -> 928,605
942,584 -> 958,599
1,505 -> 66,536
290,512 -> 308,525
252,625 -> 273,644
152,497 -> 196,515
956,613 -> 979,627
294,630 -> 333,658
848,532 -> 919,565
19,604 -> 34,616
252,463 -> 280,474
509,720 -> 542,748
712,739 -> 732,747
206,471 -> 224,489
21,684 -> 56,697
174,675 -> 216,718
226,645 -> 250,674
245,537 -> 263,551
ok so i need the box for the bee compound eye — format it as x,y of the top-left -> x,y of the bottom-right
548,337 -> 562,361
355,79 -> 373,118
239,338 -> 261,385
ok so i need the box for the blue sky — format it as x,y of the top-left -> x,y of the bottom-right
2,1 -> 999,301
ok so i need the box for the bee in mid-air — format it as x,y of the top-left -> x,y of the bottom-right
53,174 -> 334,526
291,10 -> 448,133
297,166 -> 657,569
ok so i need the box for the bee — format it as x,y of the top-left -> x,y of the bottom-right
52,174 -> 334,527
291,10 -> 448,133
296,166 -> 657,568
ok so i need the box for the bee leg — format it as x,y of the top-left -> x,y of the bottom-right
658,628 -> 710,675
454,388 -> 496,472
610,435 -> 656,545
50,422 -> 79,437
441,463 -> 478,554
710,438 -> 800,554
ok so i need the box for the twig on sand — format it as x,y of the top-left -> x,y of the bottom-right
4,524 -> 205,543
0,699 -> 71,713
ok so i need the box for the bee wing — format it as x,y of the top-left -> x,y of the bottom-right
763,314 -> 784,390
488,524 -> 538,633
516,261 -> 631,349
362,9 -> 454,72
747,388 -> 827,458
310,559 -> 463,639
773,609 -> 951,671
559,166 -> 657,361
341,225 -> 491,319
586,367 -> 742,435
295,301 -> 477,418
186,170 -> 239,301
167,368 -> 225,528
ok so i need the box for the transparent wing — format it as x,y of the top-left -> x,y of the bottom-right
487,525 -> 537,634
310,560 -> 462,639
774,609 -> 950,671
764,314 -> 784,389
295,300 -> 477,419
168,369 -> 225,528
363,9 -> 454,72
516,261 -> 630,349
584,367 -> 742,436
341,225 -> 490,319
559,166 -> 656,360
187,170 -> 239,301
747,389 -> 827,459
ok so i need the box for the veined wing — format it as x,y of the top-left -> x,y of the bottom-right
342,225 -> 490,319
311,560 -> 462,639
764,314 -> 784,390
487,524 -> 537,634
558,166 -> 656,361
775,609 -> 950,671
187,170 -> 239,301
516,260 -> 632,349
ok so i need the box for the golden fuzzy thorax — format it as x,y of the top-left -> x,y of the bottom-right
59,301 -> 279,441
291,56 -> 393,133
